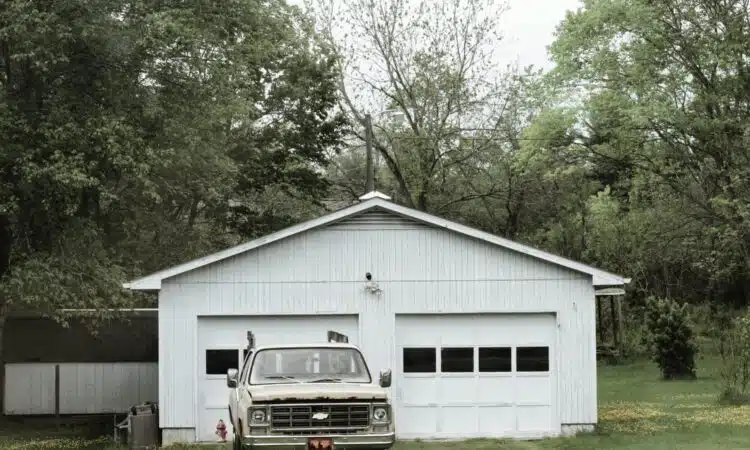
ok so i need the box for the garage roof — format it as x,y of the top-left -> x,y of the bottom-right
123,191 -> 630,291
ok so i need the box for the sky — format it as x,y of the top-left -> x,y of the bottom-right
291,0 -> 583,71
492,0 -> 581,69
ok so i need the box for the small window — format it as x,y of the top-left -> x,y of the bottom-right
516,347 -> 549,372
479,347 -> 511,372
403,348 -> 436,373
206,349 -> 239,375
441,347 -> 474,373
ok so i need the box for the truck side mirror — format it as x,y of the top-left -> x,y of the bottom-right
227,368 -> 239,388
379,369 -> 392,388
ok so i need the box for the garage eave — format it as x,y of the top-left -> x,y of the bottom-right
123,279 -> 161,291
592,275 -> 631,287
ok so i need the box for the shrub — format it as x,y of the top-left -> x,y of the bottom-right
719,313 -> 750,405
643,296 -> 698,380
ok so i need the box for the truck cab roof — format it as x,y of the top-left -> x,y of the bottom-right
252,343 -> 361,351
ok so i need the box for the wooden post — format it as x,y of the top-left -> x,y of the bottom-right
616,295 -> 624,348
596,297 -> 603,343
364,114 -> 374,193
611,296 -> 620,348
54,364 -> 60,430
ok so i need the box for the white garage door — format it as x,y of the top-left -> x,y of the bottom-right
196,315 -> 359,442
394,314 -> 558,440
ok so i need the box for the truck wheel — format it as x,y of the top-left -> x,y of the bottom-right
233,422 -> 243,450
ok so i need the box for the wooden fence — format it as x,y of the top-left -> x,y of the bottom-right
3,362 -> 158,415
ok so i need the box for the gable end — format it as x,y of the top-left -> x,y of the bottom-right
326,209 -> 430,231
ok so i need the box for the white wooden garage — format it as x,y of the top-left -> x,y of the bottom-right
124,191 -> 629,445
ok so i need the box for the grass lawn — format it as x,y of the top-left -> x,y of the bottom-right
1,356 -> 749,449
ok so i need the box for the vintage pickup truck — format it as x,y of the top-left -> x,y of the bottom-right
227,331 -> 395,450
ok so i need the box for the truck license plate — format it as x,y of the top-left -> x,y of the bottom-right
308,437 -> 334,449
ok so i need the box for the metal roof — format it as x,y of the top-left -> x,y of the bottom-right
124,191 -> 630,291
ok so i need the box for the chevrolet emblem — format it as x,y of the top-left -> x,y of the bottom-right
312,412 -> 329,420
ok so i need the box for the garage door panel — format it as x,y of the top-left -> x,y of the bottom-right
199,406 -> 235,441
439,406 -> 477,434
395,313 -> 558,439
476,377 -> 515,404
517,405 -> 553,432
478,406 -> 515,433
201,380 -> 232,409
440,377 -> 475,404
397,328 -> 437,346
436,318 -> 480,346
400,377 -> 437,405
398,407 -> 438,435
516,378 -> 552,405
199,315 -> 359,348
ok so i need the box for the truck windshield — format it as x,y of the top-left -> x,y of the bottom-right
249,347 -> 372,385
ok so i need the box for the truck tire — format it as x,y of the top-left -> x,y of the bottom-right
233,422 -> 243,450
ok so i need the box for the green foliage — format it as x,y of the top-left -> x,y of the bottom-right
546,0 -> 750,306
718,313 -> 750,405
643,297 -> 699,380
0,0 -> 346,332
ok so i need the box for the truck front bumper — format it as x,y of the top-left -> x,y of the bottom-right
241,432 -> 395,449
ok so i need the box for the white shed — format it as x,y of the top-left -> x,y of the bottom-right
124,191 -> 629,445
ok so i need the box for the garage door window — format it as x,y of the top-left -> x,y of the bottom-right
516,346 -> 549,372
478,347 -> 512,372
205,349 -> 239,375
441,347 -> 474,373
403,348 -> 436,373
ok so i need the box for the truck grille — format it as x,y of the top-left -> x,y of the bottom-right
270,403 -> 370,431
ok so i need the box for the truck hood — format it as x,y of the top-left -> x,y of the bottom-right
248,383 -> 388,402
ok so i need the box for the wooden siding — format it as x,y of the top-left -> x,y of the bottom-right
327,210 -> 429,230
4,363 -> 158,415
175,225 -> 579,285
158,210 -> 596,432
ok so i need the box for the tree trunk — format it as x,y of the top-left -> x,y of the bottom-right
596,297 -> 603,343
611,296 -> 619,348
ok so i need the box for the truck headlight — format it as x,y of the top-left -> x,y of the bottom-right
248,408 -> 267,424
372,406 -> 389,423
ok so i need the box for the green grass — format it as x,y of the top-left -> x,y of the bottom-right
1,356 -> 749,449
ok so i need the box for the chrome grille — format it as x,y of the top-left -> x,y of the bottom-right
270,403 -> 370,431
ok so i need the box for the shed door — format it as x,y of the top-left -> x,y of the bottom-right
196,315 -> 359,442
394,313 -> 558,440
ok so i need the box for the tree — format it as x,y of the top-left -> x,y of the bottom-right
125,0 -> 348,264
310,0 -> 522,212
548,0 -> 750,306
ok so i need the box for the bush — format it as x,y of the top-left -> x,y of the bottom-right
719,313 -> 750,405
643,296 -> 698,380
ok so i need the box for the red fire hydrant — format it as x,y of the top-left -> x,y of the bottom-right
215,419 -> 228,441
